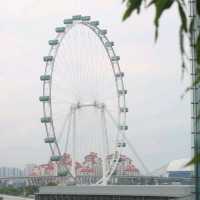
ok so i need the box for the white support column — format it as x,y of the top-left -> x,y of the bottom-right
72,107 -> 76,178
101,105 -> 109,185
64,111 -> 72,153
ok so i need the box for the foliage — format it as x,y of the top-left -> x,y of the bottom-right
186,153 -> 200,166
122,0 -> 200,164
47,182 -> 57,186
24,186 -> 38,196
0,186 -> 38,197
122,0 -> 200,72
0,186 -> 23,196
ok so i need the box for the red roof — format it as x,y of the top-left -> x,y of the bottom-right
79,167 -> 94,173
90,152 -> 97,156
125,164 -> 136,171
31,172 -> 38,176
85,152 -> 98,159
46,164 -> 54,170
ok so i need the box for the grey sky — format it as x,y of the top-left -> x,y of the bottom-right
0,0 -> 190,171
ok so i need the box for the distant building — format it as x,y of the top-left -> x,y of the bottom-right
78,152 -> 102,177
24,164 -> 37,176
166,159 -> 192,178
153,158 -> 192,178
107,154 -> 140,176
31,162 -> 57,176
0,167 -> 24,177
29,153 -> 140,177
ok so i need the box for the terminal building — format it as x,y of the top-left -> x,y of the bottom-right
36,185 -> 193,200
166,159 -> 192,178
153,158 -> 192,178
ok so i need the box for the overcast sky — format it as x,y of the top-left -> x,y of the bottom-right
0,0 -> 191,171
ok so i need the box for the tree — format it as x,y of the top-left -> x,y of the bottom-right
122,2 -> 200,199
122,0 -> 200,165
122,0 -> 200,83
24,186 -> 39,196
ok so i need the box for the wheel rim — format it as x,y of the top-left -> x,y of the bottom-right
40,15 -> 128,185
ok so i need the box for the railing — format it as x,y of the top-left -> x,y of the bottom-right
0,175 -> 194,186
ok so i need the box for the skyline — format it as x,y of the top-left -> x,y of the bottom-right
0,0 -> 190,171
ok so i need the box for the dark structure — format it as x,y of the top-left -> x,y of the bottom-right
35,185 -> 192,200
189,0 -> 200,199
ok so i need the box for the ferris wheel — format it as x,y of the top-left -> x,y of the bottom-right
39,15 -> 128,185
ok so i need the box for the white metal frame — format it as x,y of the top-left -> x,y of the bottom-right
40,15 -> 128,185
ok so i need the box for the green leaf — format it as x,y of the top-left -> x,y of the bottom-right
190,68 -> 200,88
177,1 -> 187,32
197,0 -> 200,16
153,0 -> 174,40
189,18 -> 194,35
197,33 -> 200,65
186,154 -> 200,166
179,27 -> 184,54
122,0 -> 143,21
154,0 -> 174,27
148,0 -> 156,7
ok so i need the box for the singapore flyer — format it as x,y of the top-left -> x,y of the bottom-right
40,15 -> 128,185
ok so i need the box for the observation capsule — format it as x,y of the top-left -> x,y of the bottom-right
44,137 -> 56,143
41,117 -> 52,123
81,16 -> 91,21
122,142 -> 126,147
99,29 -> 107,35
111,56 -> 120,62
58,171 -> 68,176
90,21 -> 99,26
48,39 -> 59,46
72,15 -> 82,20
55,27 -> 65,33
105,41 -> 114,47
50,155 -> 62,162
43,56 -> 54,62
119,125 -> 128,130
118,90 -> 127,95
39,96 -> 50,102
63,19 -> 73,24
117,142 -> 126,147
40,75 -> 51,81
115,72 -> 124,78
120,107 -> 128,113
